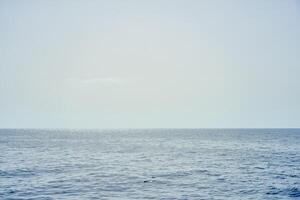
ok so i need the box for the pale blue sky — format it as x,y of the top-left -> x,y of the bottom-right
1,0 -> 300,128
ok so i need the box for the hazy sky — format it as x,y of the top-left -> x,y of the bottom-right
1,0 -> 300,128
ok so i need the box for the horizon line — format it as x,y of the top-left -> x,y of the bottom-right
0,127 -> 300,130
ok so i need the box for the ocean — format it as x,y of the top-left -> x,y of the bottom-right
0,129 -> 299,199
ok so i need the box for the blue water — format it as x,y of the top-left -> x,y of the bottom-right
0,129 -> 299,200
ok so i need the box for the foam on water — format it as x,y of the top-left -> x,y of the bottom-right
0,129 -> 299,199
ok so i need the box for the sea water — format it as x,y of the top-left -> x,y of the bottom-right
0,129 -> 299,199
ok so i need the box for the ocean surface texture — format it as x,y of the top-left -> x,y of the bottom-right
1,129 -> 299,200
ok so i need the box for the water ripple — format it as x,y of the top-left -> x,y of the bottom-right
0,129 -> 299,199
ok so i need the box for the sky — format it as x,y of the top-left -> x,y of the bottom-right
1,0 -> 300,128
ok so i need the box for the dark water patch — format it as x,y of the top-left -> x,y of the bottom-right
288,187 -> 300,197
193,169 -> 209,174
266,186 -> 300,197
0,169 -> 36,178
216,177 -> 226,181
271,172 -> 300,180
239,189 -> 258,195
253,166 -> 265,170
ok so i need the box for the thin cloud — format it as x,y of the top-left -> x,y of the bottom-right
66,77 -> 125,86
81,77 -> 123,85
